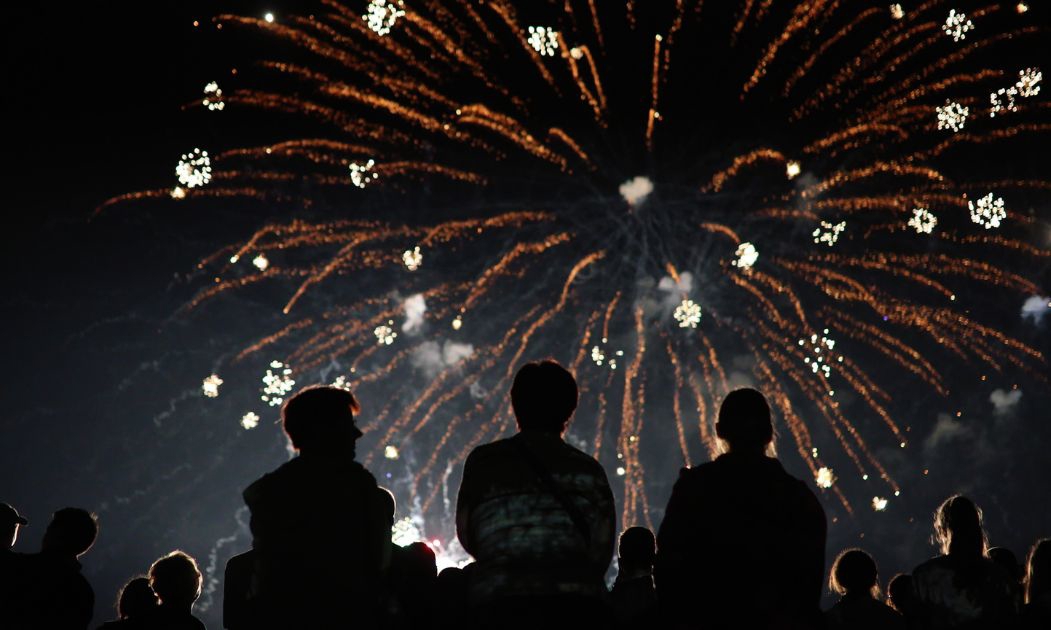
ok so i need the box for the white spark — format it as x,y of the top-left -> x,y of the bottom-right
349,159 -> 378,188
812,221 -> 846,246
591,345 -> 606,366
936,100 -> 969,132
364,0 -> 405,37
619,176 -> 654,207
907,207 -> 938,234
375,321 -> 397,345
527,26 -> 559,57
402,246 -> 423,271
673,299 -> 702,329
968,193 -> 1007,229
451,316 -> 463,330
816,467 -> 835,489
202,374 -> 224,398
1016,67 -> 1042,98
785,160 -> 801,179
331,375 -> 352,391
889,4 -> 904,20
240,412 -> 260,430
569,47 -> 583,60
384,445 -> 400,460
873,496 -> 889,511
615,466 -> 626,476
990,86 -> 1018,118
170,186 -> 186,200
202,81 -> 225,111
252,254 -> 269,271
942,10 -> 973,42
1017,3 -> 1029,14
391,517 -> 421,547
176,148 -> 212,188
264,12 -> 275,23
733,242 -> 759,269
261,360 -> 295,407
797,328 -> 843,389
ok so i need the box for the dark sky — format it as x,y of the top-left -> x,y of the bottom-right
3,2 -> 1051,628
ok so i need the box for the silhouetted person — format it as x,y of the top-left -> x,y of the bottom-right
148,551 -> 205,630
243,385 -> 389,629
610,527 -> 657,628
97,576 -> 158,629
825,548 -> 904,630
434,567 -> 468,630
384,542 -> 438,629
0,503 -> 29,622
456,359 -> 616,628
655,388 -> 827,630
911,495 -> 1017,629
1020,539 -> 1051,629
888,574 -> 919,628
989,546 -> 1025,609
14,507 -> 98,630
222,551 -> 254,630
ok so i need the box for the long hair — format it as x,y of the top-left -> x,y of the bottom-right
932,495 -> 988,559
1026,538 -> 1051,605
829,548 -> 881,599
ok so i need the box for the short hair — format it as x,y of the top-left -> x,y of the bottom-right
282,385 -> 362,451
149,551 -> 202,607
933,495 -> 987,558
1026,538 -> 1051,605
830,548 -> 879,598
716,388 -> 773,452
116,576 -> 158,619
510,360 -> 578,433
887,573 -> 915,613
46,508 -> 99,557
618,527 -> 656,565
377,487 -> 396,524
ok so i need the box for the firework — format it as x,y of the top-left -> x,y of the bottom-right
202,81 -> 225,111
107,1 -> 1048,532
240,412 -> 261,430
260,361 -> 294,407
175,148 -> 211,188
202,374 -> 224,398
872,497 -> 889,512
252,254 -> 269,271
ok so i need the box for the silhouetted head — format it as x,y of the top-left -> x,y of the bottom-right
716,388 -> 773,454
830,548 -> 880,599
511,359 -> 578,434
1026,538 -> 1051,605
282,385 -> 363,456
116,576 -> 158,620
989,546 -> 1024,586
618,527 -> 656,572
377,487 -> 397,526
933,495 -> 987,559
1,502 -> 27,550
402,542 -> 437,582
149,551 -> 203,608
887,573 -> 916,614
41,508 -> 98,558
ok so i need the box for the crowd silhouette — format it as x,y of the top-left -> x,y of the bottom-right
1,359 -> 1048,629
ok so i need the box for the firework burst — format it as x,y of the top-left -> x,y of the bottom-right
105,1 -> 1048,534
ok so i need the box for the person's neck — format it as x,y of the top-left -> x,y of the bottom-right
162,601 -> 194,616
518,428 -> 563,439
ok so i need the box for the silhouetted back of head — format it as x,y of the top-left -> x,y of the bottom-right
887,573 -> 915,614
716,388 -> 773,453
402,542 -> 438,581
149,551 -> 203,608
1026,538 -> 1051,605
511,359 -> 578,434
282,385 -> 362,452
117,576 -> 158,620
378,486 -> 396,525
619,526 -> 656,568
934,495 -> 987,559
830,548 -> 879,598
42,507 -> 98,557
989,546 -> 1024,584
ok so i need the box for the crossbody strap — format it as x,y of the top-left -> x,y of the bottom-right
510,438 -> 592,546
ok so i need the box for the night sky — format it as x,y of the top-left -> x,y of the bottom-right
3,3 -> 1051,628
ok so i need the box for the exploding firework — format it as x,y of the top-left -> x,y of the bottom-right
104,1 -> 1048,536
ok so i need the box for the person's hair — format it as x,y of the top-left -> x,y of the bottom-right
618,527 -> 656,567
377,487 -> 396,524
886,573 -> 914,613
715,388 -> 773,453
933,495 -> 988,559
282,385 -> 361,451
1026,538 -> 1051,605
116,576 -> 158,619
989,546 -> 1024,584
830,548 -> 880,598
45,508 -> 99,557
149,551 -> 203,607
510,359 -> 578,433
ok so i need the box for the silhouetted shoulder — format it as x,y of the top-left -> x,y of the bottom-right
243,455 -> 377,506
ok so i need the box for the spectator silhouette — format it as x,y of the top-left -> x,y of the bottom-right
13,507 -> 98,630
97,576 -> 158,629
888,573 -> 919,628
824,548 -> 904,630
222,550 -> 254,630
243,385 -> 389,629
655,388 -> 827,630
148,551 -> 205,630
456,359 -> 615,628
0,503 -> 29,623
434,567 -> 468,630
384,542 -> 437,629
911,495 -> 1017,629
610,526 -> 657,628
1021,538 -> 1051,629
989,546 -> 1025,609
